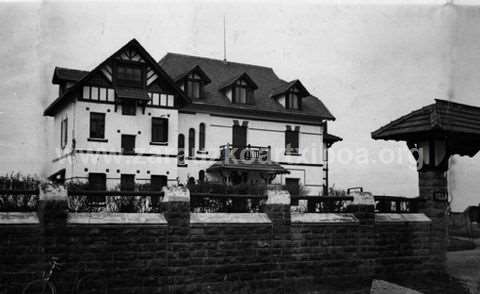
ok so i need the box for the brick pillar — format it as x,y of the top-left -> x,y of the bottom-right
346,192 -> 375,281
160,186 -> 190,292
264,190 -> 291,289
418,169 -> 449,273
346,192 -> 375,225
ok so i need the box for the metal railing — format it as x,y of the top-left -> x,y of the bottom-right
67,190 -> 164,213
190,192 -> 267,213
291,195 -> 421,213
219,144 -> 271,162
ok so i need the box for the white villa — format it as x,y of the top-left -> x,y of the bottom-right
44,39 -> 341,195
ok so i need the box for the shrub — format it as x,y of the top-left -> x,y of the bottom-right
0,173 -> 40,212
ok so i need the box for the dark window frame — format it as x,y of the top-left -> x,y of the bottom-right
120,174 -> 135,191
285,87 -> 302,110
88,173 -> 106,191
60,117 -> 68,149
152,117 -> 169,143
121,100 -> 137,116
232,79 -> 253,105
185,73 -> 204,99
89,112 -> 105,139
151,175 -> 167,191
285,178 -> 300,196
188,128 -> 195,157
285,129 -> 299,155
114,60 -> 146,89
121,134 -> 136,154
199,123 -> 206,151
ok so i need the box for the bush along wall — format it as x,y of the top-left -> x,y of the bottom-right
0,187 -> 440,294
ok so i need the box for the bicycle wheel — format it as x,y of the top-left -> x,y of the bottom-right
22,280 -> 55,294
75,274 -> 107,294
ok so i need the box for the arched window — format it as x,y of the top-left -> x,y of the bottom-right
188,128 -> 195,157
178,134 -> 185,164
199,123 -> 206,151
199,170 -> 205,183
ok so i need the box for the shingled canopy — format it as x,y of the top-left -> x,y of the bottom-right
207,161 -> 289,175
371,99 -> 480,157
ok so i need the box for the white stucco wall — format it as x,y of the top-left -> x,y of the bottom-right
177,111 -> 325,192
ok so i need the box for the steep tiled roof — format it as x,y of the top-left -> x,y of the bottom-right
52,67 -> 88,84
372,99 -> 480,140
372,99 -> 480,157
159,53 -> 335,121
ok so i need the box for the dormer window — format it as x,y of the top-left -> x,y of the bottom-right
176,65 -> 211,99
233,80 -> 253,104
286,87 -> 301,110
185,73 -> 203,99
115,62 -> 145,88
271,80 -> 309,111
219,72 -> 258,105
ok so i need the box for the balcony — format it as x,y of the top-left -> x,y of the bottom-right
219,144 -> 271,163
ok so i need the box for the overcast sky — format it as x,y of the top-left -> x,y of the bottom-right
0,0 -> 479,211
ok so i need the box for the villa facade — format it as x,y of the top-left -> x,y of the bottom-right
44,39 -> 340,195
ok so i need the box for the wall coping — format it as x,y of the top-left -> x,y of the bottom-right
68,212 -> 167,225
190,213 -> 271,224
266,190 -> 290,205
162,186 -> 190,202
0,212 -> 40,224
375,213 -> 431,223
291,213 -> 359,224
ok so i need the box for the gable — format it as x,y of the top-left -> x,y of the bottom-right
44,39 -> 190,116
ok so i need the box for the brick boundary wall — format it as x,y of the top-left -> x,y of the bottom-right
0,189 -> 437,294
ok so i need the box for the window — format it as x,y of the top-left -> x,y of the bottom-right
188,128 -> 195,157
121,135 -> 136,154
60,118 -> 68,149
152,118 -> 168,143
286,87 -> 301,110
198,170 -> 205,184
199,123 -> 206,151
151,175 -> 167,191
285,129 -> 299,155
232,80 -> 253,104
120,174 -> 135,191
122,100 -> 136,116
285,178 -> 300,196
185,73 -> 203,99
88,173 -> 106,191
178,134 -> 185,165
116,62 -> 144,88
89,112 -> 105,139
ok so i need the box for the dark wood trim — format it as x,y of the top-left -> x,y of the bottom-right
209,112 -> 325,126
179,110 -> 197,114
278,162 -> 323,167
284,152 -> 302,156
88,138 -> 108,143
75,149 -> 177,158
150,142 -> 168,146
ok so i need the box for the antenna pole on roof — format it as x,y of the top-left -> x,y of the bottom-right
223,15 -> 227,64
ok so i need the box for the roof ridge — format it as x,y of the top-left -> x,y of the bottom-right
162,52 -> 274,70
